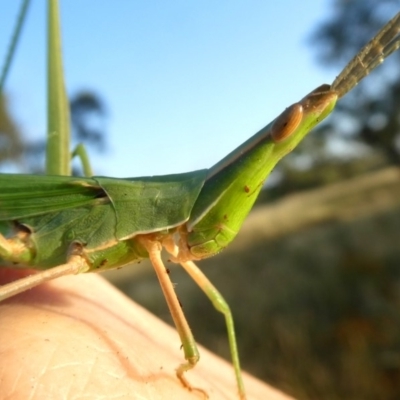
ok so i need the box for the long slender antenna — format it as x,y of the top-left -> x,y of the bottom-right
332,12 -> 400,98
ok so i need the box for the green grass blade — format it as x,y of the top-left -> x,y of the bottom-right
46,0 -> 70,175
0,0 -> 31,94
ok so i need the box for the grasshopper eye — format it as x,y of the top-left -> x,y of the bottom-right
271,103 -> 303,143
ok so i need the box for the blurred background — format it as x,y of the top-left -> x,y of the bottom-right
1,1 -> 400,399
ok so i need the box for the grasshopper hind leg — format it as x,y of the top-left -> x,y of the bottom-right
0,254 -> 90,301
0,224 -> 89,301
0,227 -> 90,301
0,225 -> 35,265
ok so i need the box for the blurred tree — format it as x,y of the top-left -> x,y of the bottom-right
0,1 -> 108,173
262,0 -> 400,201
0,90 -> 107,173
309,0 -> 400,164
70,91 -> 106,152
0,93 -> 24,168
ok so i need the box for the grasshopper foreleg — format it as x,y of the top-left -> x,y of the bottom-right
138,235 -> 209,399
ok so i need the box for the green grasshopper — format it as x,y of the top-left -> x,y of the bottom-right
1,11 -> 400,400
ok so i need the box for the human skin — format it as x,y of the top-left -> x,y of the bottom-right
0,270 -> 293,400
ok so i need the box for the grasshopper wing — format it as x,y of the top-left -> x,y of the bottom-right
95,169 -> 208,239
0,174 -> 105,221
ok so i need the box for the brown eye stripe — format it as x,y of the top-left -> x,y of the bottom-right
271,103 -> 303,143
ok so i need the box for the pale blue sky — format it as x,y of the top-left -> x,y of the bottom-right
1,1 -> 336,177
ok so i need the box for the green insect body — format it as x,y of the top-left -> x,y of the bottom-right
0,86 -> 336,400
0,87 -> 336,275
0,171 -> 207,269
